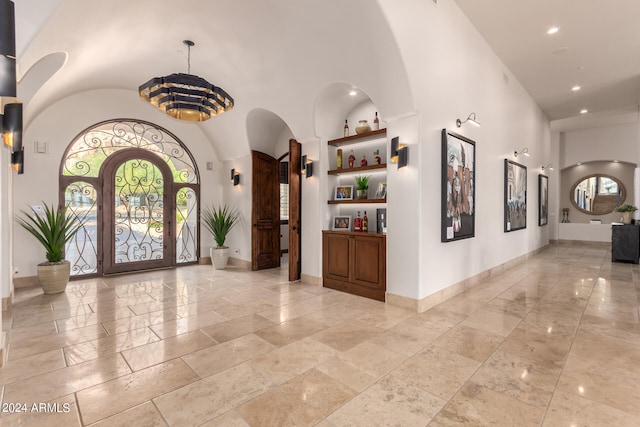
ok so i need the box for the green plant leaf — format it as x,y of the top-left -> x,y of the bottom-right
15,203 -> 85,262
354,175 -> 371,190
201,205 -> 240,248
615,203 -> 638,212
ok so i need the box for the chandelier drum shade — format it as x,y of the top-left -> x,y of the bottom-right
139,40 -> 234,122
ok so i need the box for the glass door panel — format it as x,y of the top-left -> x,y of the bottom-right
64,182 -> 98,276
113,158 -> 166,266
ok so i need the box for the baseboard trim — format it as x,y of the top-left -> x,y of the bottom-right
228,257 -> 251,270
387,244 -> 550,313
552,239 -> 610,247
0,332 -> 6,367
13,276 -> 38,289
301,274 -> 322,286
2,294 -> 12,312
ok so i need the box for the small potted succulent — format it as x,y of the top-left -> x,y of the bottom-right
355,175 -> 371,200
615,203 -> 638,224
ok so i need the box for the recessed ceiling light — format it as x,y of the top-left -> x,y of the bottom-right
613,160 -> 619,163
577,162 -> 582,165
547,27 -> 559,35
571,86 -> 581,92
580,109 -> 588,114
349,90 -> 357,96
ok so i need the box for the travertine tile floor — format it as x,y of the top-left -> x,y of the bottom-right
2,242 -> 640,426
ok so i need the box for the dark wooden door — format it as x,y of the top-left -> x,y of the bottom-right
102,149 -> 173,274
251,150 -> 280,270
288,139 -> 302,281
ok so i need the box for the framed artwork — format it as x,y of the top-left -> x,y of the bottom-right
334,185 -> 353,200
538,174 -> 548,226
441,129 -> 476,242
375,182 -> 387,200
504,159 -> 527,232
332,215 -> 352,231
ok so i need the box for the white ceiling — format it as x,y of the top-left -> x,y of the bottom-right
12,0 -> 640,150
454,0 -> 640,131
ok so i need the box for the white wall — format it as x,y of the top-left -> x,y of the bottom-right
300,139 -> 322,278
1,146 -> 11,302
221,155 -> 251,262
560,122 -> 639,168
379,0 -> 551,300
13,89 -> 223,278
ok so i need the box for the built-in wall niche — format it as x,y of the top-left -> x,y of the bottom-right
560,160 -> 635,224
326,127 -> 388,234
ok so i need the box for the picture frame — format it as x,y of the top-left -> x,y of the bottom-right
332,215 -> 352,231
375,182 -> 387,200
504,159 -> 527,232
441,129 -> 476,242
334,185 -> 353,200
538,174 -> 548,226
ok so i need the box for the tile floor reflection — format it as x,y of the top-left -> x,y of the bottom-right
2,242 -> 640,426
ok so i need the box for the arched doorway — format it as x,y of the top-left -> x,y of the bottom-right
60,119 -> 200,277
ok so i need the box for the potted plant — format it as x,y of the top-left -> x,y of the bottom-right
616,203 -> 638,224
15,203 -> 84,294
201,205 -> 240,269
355,175 -> 371,200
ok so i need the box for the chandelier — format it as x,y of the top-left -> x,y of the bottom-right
139,40 -> 234,122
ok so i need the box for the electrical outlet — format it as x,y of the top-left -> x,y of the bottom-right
13,266 -> 19,275
234,249 -> 240,254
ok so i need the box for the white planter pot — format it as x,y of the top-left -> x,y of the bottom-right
37,261 -> 71,294
210,247 -> 230,270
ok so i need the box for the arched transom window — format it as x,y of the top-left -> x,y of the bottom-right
59,119 -> 200,277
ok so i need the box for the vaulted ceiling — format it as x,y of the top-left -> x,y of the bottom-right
13,0 -> 640,159
14,0 -> 413,160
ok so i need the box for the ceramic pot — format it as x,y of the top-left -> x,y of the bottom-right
356,189 -> 368,200
622,211 -> 633,224
355,120 -> 371,134
37,261 -> 71,294
210,247 -> 230,269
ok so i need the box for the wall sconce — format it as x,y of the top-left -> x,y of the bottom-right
514,147 -> 530,157
2,102 -> 22,151
230,168 -> 240,186
541,164 -> 554,171
397,146 -> 408,169
301,154 -> 313,178
0,0 -> 17,98
456,113 -> 481,128
390,136 -> 408,169
11,147 -> 23,174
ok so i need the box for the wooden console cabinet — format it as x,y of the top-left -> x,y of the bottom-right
322,230 -> 386,301
612,224 -> 640,264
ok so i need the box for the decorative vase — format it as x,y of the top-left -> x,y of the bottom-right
355,120 -> 371,135
210,247 -> 230,270
37,261 -> 71,294
356,189 -> 368,200
622,211 -> 633,224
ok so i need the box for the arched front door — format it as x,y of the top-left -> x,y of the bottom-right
60,119 -> 201,277
101,149 -> 173,274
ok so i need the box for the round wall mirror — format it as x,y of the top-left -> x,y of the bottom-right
570,174 -> 626,215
